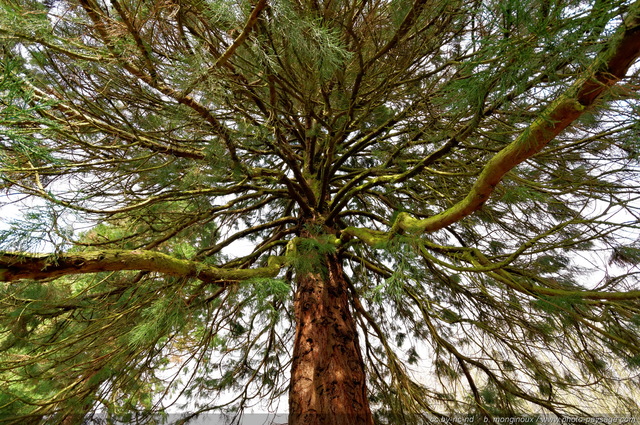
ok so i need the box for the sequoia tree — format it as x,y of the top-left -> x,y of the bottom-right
2,0 -> 640,423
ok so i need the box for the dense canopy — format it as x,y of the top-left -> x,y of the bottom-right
2,0 -> 640,423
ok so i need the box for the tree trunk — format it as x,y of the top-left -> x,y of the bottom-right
288,253 -> 374,425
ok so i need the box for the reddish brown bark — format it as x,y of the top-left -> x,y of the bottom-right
288,254 -> 374,425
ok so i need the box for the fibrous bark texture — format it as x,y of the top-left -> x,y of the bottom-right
289,254 -> 374,425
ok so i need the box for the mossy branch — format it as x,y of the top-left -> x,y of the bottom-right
0,250 -> 286,283
346,0 -> 640,242
399,3 -> 640,233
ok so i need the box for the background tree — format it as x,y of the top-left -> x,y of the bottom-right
2,0 -> 640,423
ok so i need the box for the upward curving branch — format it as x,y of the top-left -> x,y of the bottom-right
345,0 -> 640,242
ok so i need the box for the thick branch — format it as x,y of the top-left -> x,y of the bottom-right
396,2 -> 640,233
344,0 -> 640,242
0,250 -> 285,283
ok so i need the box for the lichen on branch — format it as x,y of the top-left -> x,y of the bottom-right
345,1 -> 640,242
0,250 -> 286,283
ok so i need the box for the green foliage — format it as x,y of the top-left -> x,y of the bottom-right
246,277 -> 290,308
0,270 -> 189,420
1,0 -> 640,420
530,294 -> 583,316
435,358 -> 459,380
125,295 -> 188,348
0,207 -> 69,252
250,0 -> 352,82
288,234 -> 338,275
440,308 -> 461,323
480,386 -> 497,405
500,186 -> 548,204
361,104 -> 396,131
610,246 -> 640,267
369,271 -> 406,304
174,242 -> 197,259
534,254 -> 570,273
624,354 -> 640,369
